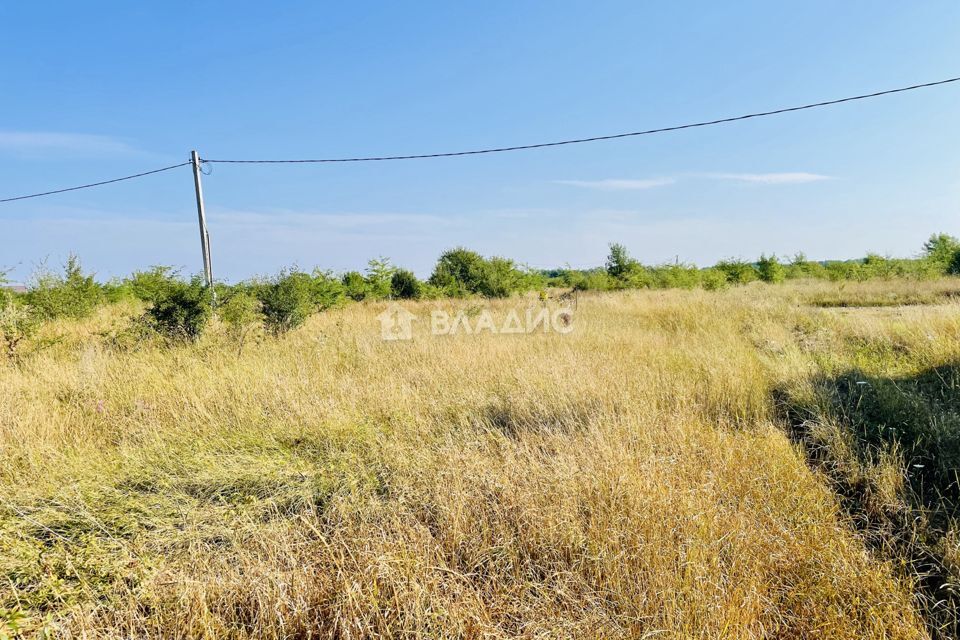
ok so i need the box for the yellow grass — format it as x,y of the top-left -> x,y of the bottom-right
4,280 -> 954,638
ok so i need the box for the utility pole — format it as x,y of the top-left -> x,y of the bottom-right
190,150 -> 215,298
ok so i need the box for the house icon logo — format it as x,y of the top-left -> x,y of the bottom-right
377,304 -> 417,341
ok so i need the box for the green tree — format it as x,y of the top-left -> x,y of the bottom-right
310,269 -> 345,310
922,233 -> 960,274
341,271 -> 370,301
429,247 -> 487,296
365,257 -> 395,300
605,243 -> 639,280
390,269 -> 422,299
714,259 -> 758,285
756,254 -> 786,284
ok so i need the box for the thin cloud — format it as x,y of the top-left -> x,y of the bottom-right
554,178 -> 676,191
707,172 -> 833,185
210,209 -> 456,229
0,131 -> 138,155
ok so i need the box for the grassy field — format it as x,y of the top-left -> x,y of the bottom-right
3,279 -> 960,638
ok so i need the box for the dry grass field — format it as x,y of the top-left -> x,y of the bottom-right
3,279 -> 960,638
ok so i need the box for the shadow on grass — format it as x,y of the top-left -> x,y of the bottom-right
774,364 -> 960,640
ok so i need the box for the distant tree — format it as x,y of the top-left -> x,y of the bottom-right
714,259 -> 758,285
922,233 -> 960,274
429,248 -> 488,297
756,254 -> 786,284
365,257 -> 396,300
309,269 -> 345,309
390,269 -> 422,299
341,271 -> 370,301
605,243 -> 639,280
478,257 -> 523,298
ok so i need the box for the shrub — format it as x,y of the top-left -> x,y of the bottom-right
756,254 -> 786,284
429,248 -> 488,297
391,269 -> 422,299
569,270 -> 618,292
365,258 -> 395,300
785,253 -> 827,280
218,291 -> 262,355
650,264 -> 701,290
146,277 -> 212,341
428,248 -> 528,298
341,271 -> 370,301
124,266 -> 180,303
26,255 -> 103,320
714,259 -> 758,285
0,293 -> 39,360
478,257 -> 523,298
258,270 -> 315,335
700,268 -> 729,291
824,261 -> 863,282
310,269 -> 345,310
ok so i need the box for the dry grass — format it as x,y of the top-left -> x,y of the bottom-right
1,281 -> 950,638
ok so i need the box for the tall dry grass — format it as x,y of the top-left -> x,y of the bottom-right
1,281 -> 949,638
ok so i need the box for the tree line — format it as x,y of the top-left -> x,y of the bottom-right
2,234 -> 959,357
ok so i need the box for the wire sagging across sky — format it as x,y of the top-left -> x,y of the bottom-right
1,75 -> 958,204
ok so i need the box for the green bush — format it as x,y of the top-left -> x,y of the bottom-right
341,271 -> 370,301
25,255 -> 103,320
391,269 -> 422,299
785,253 -> 827,280
124,266 -> 180,303
365,258 -> 395,300
428,248 -> 527,298
569,270 -> 618,292
218,290 -> 262,354
714,259 -> 758,285
146,277 -> 212,341
429,248 -> 488,297
756,254 -> 786,284
258,270 -> 315,335
310,269 -> 345,310
650,264 -> 701,290
478,257 -> 523,298
0,291 -> 39,360
699,268 -> 729,291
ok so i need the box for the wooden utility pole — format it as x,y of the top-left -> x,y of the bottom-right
190,150 -> 214,294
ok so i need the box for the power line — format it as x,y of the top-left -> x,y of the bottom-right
1,75 -> 958,204
0,161 -> 191,204
202,76 -> 960,164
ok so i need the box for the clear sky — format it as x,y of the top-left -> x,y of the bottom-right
2,2 -> 959,283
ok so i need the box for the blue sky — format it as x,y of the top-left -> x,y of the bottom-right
2,2 -> 959,282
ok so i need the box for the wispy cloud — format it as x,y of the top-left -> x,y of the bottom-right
554,178 -> 676,191
0,131 -> 138,156
706,172 -> 833,185
210,209 -> 456,230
